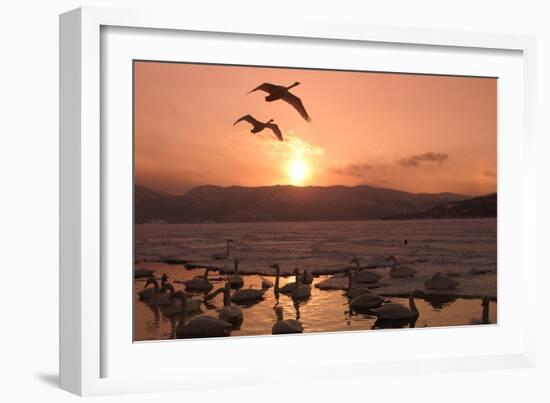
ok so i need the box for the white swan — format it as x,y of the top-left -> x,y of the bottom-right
370,289 -> 425,321
183,268 -> 213,292
219,283 -> 244,327
261,277 -> 273,289
425,272 -> 459,290
174,291 -> 232,339
386,255 -> 418,278
211,239 -> 233,260
345,267 -> 373,299
160,285 -> 202,316
271,306 -> 303,334
134,267 -> 155,279
300,269 -> 314,285
350,258 -> 382,284
228,259 -> 244,289
469,297 -> 491,325
272,266 -> 305,294
291,269 -> 312,300
138,274 -> 168,301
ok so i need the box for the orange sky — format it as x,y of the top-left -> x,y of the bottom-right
134,61 -> 496,196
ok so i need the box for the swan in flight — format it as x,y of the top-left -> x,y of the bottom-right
182,268 -> 213,292
174,291 -> 232,339
228,259 -> 244,289
211,239 -> 233,260
234,115 -> 283,141
469,297 -> 491,325
350,258 -> 382,284
271,306 -> 303,335
370,289 -> 425,322
386,255 -> 418,278
425,272 -> 460,290
247,82 -> 311,122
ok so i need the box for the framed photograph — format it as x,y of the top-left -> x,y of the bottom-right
60,7 -> 537,396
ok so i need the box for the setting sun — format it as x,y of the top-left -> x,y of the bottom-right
288,159 -> 308,185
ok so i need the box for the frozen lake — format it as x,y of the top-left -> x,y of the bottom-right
134,219 -> 497,341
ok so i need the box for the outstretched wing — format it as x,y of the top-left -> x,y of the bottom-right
247,82 -> 281,95
266,123 -> 284,142
281,92 -> 311,122
233,114 -> 260,127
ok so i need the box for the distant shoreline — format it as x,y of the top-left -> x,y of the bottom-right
136,217 -> 497,225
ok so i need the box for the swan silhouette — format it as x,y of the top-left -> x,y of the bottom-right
174,291 -> 232,339
425,272 -> 459,290
350,258 -> 382,284
469,297 -> 491,325
271,264 -> 301,294
248,82 -> 311,122
138,274 -> 168,301
205,283 -> 244,327
300,269 -> 314,285
345,267 -> 373,299
271,306 -> 303,335
211,239 -> 233,260
386,255 -> 418,278
291,269 -> 312,300
234,115 -> 283,141
370,289 -> 425,322
182,268 -> 213,292
228,259 -> 244,289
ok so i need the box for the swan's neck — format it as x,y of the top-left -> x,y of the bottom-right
274,268 -> 280,294
409,293 -> 419,314
223,289 -> 231,307
203,268 -> 210,280
286,83 -> 298,90
347,271 -> 354,293
482,302 -> 490,324
355,261 -> 360,270
178,296 -> 187,325
226,241 -> 231,256
234,260 -> 239,274
276,309 -> 284,322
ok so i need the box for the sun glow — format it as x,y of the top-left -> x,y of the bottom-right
287,159 -> 309,185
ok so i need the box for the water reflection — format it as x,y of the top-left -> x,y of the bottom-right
134,263 -> 497,341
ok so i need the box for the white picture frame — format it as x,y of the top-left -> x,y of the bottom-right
59,6 -> 537,396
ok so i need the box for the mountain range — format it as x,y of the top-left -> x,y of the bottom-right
383,193 -> 497,220
135,184 -> 479,224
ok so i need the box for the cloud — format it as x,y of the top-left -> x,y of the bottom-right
332,161 -> 374,178
483,170 -> 496,178
260,134 -> 324,159
397,152 -> 448,168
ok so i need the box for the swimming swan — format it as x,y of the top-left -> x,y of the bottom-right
425,272 -> 459,290
386,255 -> 418,278
350,258 -> 382,284
174,291 -> 232,339
211,239 -> 233,260
370,289 -> 425,321
228,259 -> 244,289
183,268 -> 213,292
271,306 -> 303,334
